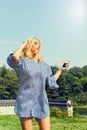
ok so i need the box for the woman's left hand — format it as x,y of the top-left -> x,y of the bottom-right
60,61 -> 70,70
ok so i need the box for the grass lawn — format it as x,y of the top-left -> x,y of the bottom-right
0,115 -> 87,130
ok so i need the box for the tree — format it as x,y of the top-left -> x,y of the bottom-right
69,67 -> 84,78
0,65 -> 7,78
51,66 -> 58,75
81,77 -> 87,92
0,66 -> 19,99
82,65 -> 87,77
58,72 -> 83,100
77,92 -> 87,105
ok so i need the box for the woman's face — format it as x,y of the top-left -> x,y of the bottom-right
31,39 -> 41,54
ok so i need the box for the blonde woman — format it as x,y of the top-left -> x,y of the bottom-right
7,37 -> 69,130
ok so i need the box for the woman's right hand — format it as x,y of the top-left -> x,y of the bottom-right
23,40 -> 32,49
23,40 -> 29,47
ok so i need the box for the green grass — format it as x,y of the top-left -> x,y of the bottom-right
0,115 -> 87,130
78,106 -> 87,108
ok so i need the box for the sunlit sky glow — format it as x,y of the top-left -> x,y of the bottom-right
69,0 -> 86,26
0,0 -> 87,68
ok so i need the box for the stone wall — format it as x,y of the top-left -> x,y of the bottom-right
0,106 -> 15,115
0,100 -> 15,115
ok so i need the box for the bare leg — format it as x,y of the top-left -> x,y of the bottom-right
36,116 -> 50,130
20,117 -> 32,130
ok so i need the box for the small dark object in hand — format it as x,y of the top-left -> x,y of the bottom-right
63,63 -> 67,67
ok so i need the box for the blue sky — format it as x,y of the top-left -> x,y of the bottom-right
0,0 -> 87,68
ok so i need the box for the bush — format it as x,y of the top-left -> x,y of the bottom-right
73,102 -> 79,116
50,107 -> 67,118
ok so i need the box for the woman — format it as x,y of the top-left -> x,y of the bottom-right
7,37 -> 69,130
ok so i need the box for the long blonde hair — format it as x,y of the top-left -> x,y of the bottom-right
21,37 -> 43,61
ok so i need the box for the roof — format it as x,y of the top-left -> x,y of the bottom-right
0,100 -> 16,106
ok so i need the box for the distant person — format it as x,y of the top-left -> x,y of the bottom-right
7,37 -> 70,130
67,100 -> 73,117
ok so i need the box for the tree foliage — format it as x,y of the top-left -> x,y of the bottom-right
0,66 -> 19,99
0,65 -> 87,105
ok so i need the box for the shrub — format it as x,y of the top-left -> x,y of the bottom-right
50,107 -> 67,118
73,102 -> 79,116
